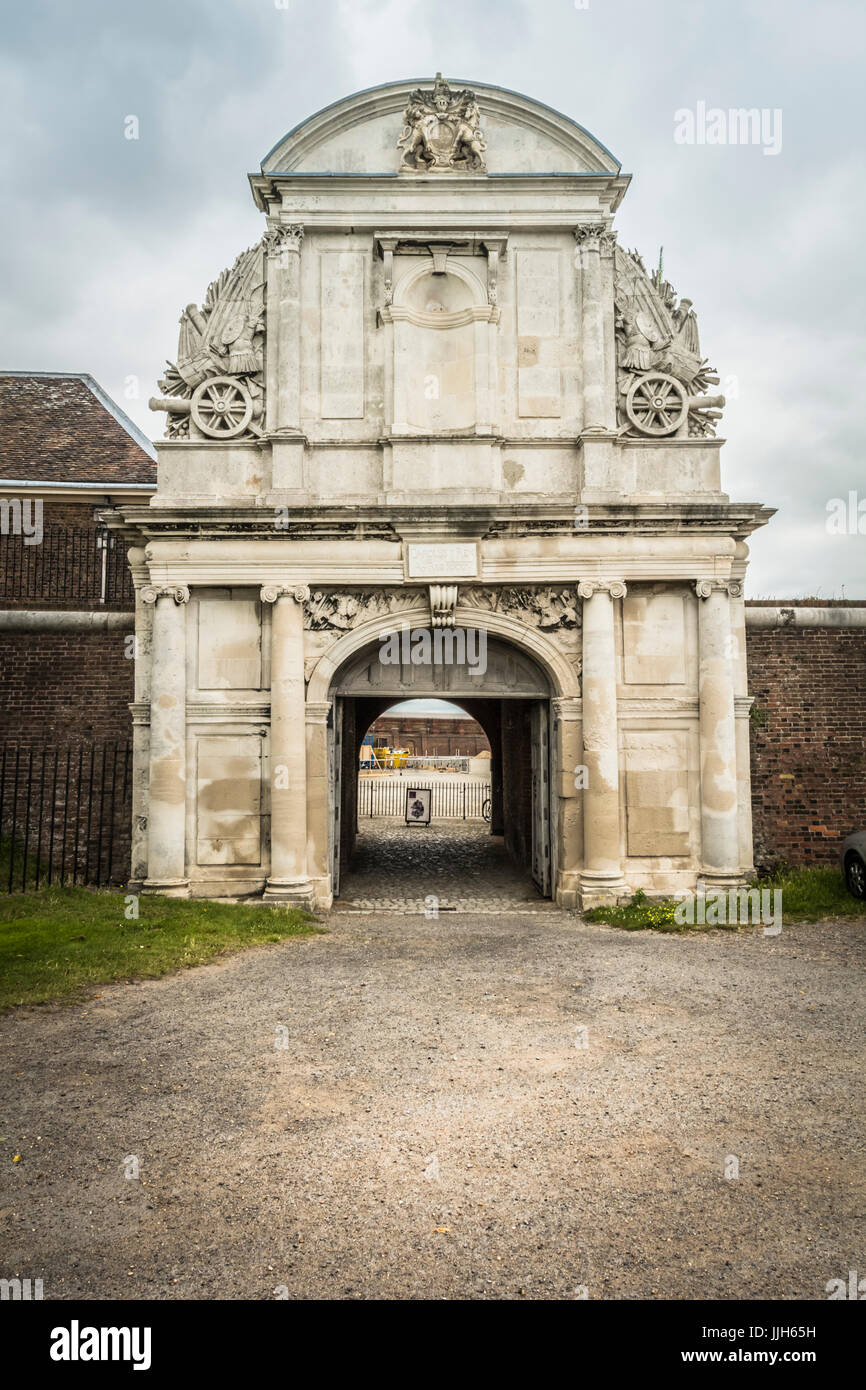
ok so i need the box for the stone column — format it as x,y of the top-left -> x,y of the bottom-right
574,225 -> 615,434
695,580 -> 742,885
578,580 -> 627,903
141,584 -> 189,896
261,583 -> 312,905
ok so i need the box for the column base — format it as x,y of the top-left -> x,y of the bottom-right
697,871 -> 745,893
579,871 -> 631,910
556,869 -> 582,910
142,878 -> 190,898
263,877 -> 314,908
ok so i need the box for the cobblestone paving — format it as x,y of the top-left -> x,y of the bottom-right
337,818 -> 558,913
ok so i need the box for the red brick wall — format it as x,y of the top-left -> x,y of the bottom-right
746,620 -> 866,870
0,497 -> 134,611
367,715 -> 489,756
0,630 -> 134,745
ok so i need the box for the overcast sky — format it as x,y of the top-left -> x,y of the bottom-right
1,0 -> 864,598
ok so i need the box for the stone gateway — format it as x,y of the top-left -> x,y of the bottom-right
111,76 -> 773,910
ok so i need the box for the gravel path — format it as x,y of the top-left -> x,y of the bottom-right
1,908 -> 864,1301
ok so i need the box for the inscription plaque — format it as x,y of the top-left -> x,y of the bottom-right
407,542 -> 478,578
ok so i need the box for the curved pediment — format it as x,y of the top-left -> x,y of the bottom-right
261,76 -> 621,177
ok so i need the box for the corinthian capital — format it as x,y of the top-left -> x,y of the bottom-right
573,224 -> 617,256
140,584 -> 190,605
260,583 -> 310,604
264,223 -> 304,258
578,580 -> 627,600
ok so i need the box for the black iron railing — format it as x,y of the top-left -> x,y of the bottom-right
0,526 -> 135,607
0,742 -> 132,892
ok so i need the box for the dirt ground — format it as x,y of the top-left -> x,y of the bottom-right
1,906 -> 864,1301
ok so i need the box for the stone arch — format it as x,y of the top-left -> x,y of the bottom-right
305,601 -> 579,705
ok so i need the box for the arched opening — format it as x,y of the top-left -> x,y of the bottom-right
325,630 -> 555,907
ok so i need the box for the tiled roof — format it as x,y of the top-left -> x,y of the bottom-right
0,373 -> 156,485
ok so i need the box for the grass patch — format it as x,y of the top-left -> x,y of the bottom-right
756,864 -> 864,922
584,890 -> 692,933
0,885 -> 320,1013
584,868 -> 863,932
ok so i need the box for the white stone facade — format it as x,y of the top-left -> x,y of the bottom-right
113,77 -> 772,910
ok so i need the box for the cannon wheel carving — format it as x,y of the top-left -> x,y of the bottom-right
625,372 -> 688,436
191,376 -> 253,439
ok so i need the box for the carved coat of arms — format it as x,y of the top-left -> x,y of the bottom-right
397,74 -> 487,172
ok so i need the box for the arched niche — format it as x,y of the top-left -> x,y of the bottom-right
383,254 -> 498,435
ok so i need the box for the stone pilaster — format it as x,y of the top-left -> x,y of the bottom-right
305,699 -> 333,907
261,583 -> 313,906
264,223 -> 304,433
577,580 -> 627,904
127,547 -> 152,889
729,561 -> 756,876
574,225 -> 616,434
552,694 -> 583,909
140,584 -> 190,896
695,579 -> 742,886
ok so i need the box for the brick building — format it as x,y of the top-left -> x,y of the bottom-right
366,713 -> 489,757
0,373 -> 156,886
0,372 -> 155,743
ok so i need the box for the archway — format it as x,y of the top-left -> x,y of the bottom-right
323,628 -> 555,906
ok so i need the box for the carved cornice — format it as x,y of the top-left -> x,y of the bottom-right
140,584 -> 190,605
577,580 -> 627,599
260,583 -> 310,604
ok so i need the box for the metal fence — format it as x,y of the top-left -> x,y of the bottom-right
0,742 -> 132,892
358,778 -> 491,820
0,526 -> 135,607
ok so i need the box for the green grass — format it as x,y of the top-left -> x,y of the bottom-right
0,885 -> 320,1013
584,867 -> 864,932
756,864 -> 864,922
